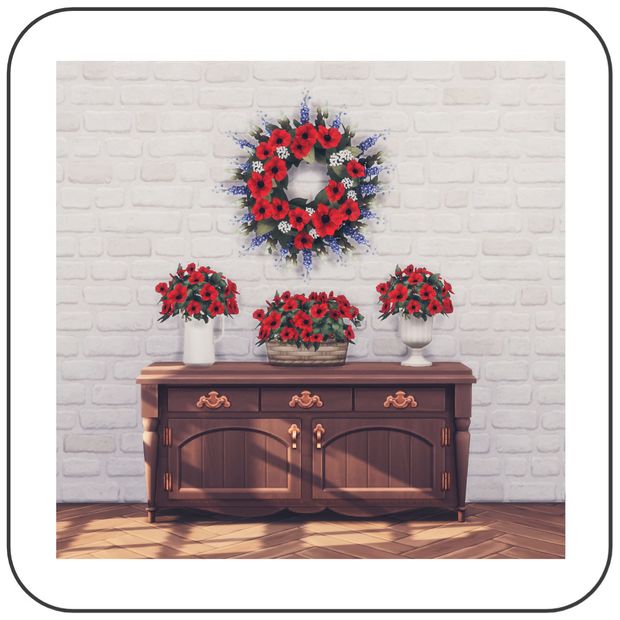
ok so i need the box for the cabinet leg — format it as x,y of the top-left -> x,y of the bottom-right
457,509 -> 465,523
147,509 -> 156,524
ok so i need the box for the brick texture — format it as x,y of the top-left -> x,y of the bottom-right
57,61 -> 564,503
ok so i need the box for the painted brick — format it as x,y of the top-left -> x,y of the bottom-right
321,62 -> 369,80
481,238 -> 532,256
401,188 -> 441,209
84,111 -> 132,132
107,458 -> 144,477
58,384 -> 86,405
199,88 -> 253,108
396,85 -> 440,105
66,162 -> 113,184
469,213 -> 521,233
154,62 -> 201,81
460,338 -> 502,356
429,162 -> 473,183
486,362 -> 529,382
456,111 -> 499,131
131,186 -> 193,208
148,136 -> 209,157
491,411 -> 537,430
493,312 -> 530,331
397,162 -> 425,184
375,62 -> 408,80
99,212 -> 182,233
525,84 -> 564,105
470,188 -> 512,208
97,312 -> 152,331
63,435 -> 116,455
205,62 -> 250,83
541,411 -> 565,430
63,458 -> 101,477
514,163 -> 564,184
459,62 -> 497,79
107,237 -> 151,257
433,137 -> 520,158
410,62 -> 453,80
496,385 -> 532,405
480,260 -> 542,280
160,111 -> 214,131
500,62 -> 548,79
443,87 -> 491,105
57,312 -> 93,331
112,62 -> 150,80
84,336 -> 140,356
521,286 -> 548,306
92,384 -> 137,405
80,409 -> 137,429
495,434 -> 533,453
517,188 -> 564,208
537,385 -> 565,405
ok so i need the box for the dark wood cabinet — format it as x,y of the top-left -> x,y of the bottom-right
137,362 -> 475,522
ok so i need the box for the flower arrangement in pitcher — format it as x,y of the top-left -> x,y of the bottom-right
376,264 -> 454,321
253,290 -> 364,350
155,263 -> 240,323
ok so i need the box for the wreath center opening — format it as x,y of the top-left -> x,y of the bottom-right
285,161 -> 329,203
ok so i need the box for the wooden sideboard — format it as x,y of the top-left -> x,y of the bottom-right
136,362 -> 476,523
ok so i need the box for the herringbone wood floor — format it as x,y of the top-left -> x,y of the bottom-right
57,503 -> 564,559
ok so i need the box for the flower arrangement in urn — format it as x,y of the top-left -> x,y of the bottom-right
156,262 -> 239,365
253,290 -> 364,365
376,264 -> 454,367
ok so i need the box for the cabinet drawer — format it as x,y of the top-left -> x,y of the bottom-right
167,387 -> 259,413
355,387 -> 446,412
261,387 -> 352,412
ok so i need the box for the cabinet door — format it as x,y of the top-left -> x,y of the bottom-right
312,418 -> 446,500
167,418 -> 301,500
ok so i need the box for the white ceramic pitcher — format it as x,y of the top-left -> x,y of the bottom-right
183,318 -> 225,366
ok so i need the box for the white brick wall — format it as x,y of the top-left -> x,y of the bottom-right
57,61 -> 565,503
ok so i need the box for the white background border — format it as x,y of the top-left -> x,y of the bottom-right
6,4 -> 611,612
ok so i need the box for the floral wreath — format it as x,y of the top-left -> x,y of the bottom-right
225,95 -> 387,273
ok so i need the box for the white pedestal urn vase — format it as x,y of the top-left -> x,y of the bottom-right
399,315 -> 433,367
183,318 -> 225,366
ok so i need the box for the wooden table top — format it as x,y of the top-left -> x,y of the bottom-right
136,361 -> 477,385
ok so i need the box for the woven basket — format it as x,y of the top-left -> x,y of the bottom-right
266,341 -> 348,366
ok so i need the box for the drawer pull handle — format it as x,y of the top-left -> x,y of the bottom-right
313,423 -> 325,449
289,390 -> 323,409
287,424 -> 300,449
196,391 -> 231,409
384,390 -> 418,409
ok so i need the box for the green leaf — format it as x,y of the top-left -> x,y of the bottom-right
256,220 -> 277,236
304,148 -> 316,164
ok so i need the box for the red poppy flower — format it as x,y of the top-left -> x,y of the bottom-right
268,129 -> 292,148
160,300 -> 173,316
226,297 -> 239,314
388,284 -> 408,304
280,327 -> 299,342
294,293 -> 308,304
264,157 -> 287,182
442,297 -> 453,314
380,300 -> 392,314
186,262 -> 196,274
280,291 -> 291,301
256,142 -> 274,161
310,303 -> 329,319
336,294 -> 351,311
225,280 -> 238,297
155,282 -> 168,295
209,300 -> 225,316
176,266 -> 185,277
252,198 -> 273,221
273,294 -> 281,305
403,264 -> 415,276
419,284 -> 437,301
318,292 -> 329,303
247,172 -> 273,199
199,266 -> 214,275
311,203 -> 344,238
376,282 -> 389,296
295,123 -> 317,145
288,208 -> 310,231
325,180 -> 345,203
339,198 -> 360,222
350,305 -> 360,319
309,333 -> 323,343
282,298 -> 298,312
291,139 -> 312,159
293,311 -> 312,330
253,308 -> 266,321
271,197 -> 289,221
317,125 -> 342,150
442,281 -> 453,295
406,300 -> 421,315
167,283 -> 188,304
346,160 -> 366,178
344,325 -> 355,341
258,325 -> 271,341
293,231 -> 313,250
188,271 -> 205,285
427,298 -> 442,315
329,308 -> 343,320
262,312 -> 282,330
186,300 -> 202,316
300,328 -> 313,342
408,272 -> 424,285
200,284 -> 218,302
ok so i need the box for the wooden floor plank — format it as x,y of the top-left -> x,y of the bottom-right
56,502 -> 565,560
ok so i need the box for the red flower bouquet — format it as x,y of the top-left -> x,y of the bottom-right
156,263 -> 240,323
253,291 -> 364,365
376,265 -> 454,321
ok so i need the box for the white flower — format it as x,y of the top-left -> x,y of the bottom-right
309,228 -> 318,239
252,160 -> 264,173
339,149 -> 354,161
276,146 -> 289,159
305,207 -> 315,216
329,153 -> 341,167
347,190 -> 357,200
342,178 -> 354,189
277,220 -> 292,233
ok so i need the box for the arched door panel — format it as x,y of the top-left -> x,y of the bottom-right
168,418 -> 301,500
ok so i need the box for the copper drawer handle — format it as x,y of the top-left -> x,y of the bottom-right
287,424 -> 300,449
384,390 -> 418,409
196,391 -> 231,409
289,390 -> 323,409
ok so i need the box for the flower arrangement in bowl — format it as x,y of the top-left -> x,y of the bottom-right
155,263 -> 239,365
376,264 -> 454,367
252,290 -> 364,366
